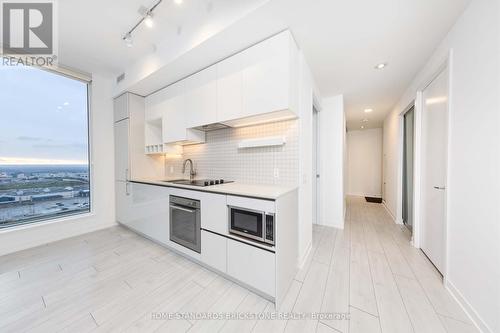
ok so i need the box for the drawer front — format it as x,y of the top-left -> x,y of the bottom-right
201,231 -> 227,273
227,238 -> 275,297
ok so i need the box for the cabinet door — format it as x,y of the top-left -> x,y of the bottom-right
114,119 -> 129,181
241,34 -> 290,118
160,81 -> 187,143
227,239 -> 275,297
216,55 -> 243,122
115,181 -> 131,224
127,183 -> 170,244
114,93 -> 129,122
201,231 -> 227,273
200,192 -> 227,235
185,66 -> 217,128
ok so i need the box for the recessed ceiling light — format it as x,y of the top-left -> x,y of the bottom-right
364,108 -> 373,113
375,63 -> 388,70
174,0 -> 183,4
57,106 -> 62,110
63,102 -> 69,106
144,12 -> 154,28
362,118 -> 369,122
361,126 -> 365,129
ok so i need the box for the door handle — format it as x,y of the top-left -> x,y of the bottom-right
433,186 -> 446,190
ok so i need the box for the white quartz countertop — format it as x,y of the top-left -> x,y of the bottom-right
131,178 -> 298,200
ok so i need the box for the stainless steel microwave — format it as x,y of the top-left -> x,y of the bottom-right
228,206 -> 275,245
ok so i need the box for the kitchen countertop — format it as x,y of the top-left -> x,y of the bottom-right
131,178 -> 298,200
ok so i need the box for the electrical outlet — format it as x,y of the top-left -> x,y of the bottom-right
274,168 -> 280,179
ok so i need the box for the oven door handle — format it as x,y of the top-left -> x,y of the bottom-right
170,205 -> 196,213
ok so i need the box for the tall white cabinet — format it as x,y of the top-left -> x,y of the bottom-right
114,92 -> 163,226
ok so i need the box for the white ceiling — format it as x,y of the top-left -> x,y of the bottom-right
58,0 -> 471,129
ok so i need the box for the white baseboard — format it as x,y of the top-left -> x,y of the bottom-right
445,280 -> 492,333
382,201 -> 397,222
348,192 -> 382,198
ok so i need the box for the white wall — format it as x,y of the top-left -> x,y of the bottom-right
347,128 -> 383,198
318,95 -> 346,229
382,0 -> 500,331
0,73 -> 117,256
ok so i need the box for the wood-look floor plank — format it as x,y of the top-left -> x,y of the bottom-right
367,250 -> 414,333
349,306 -> 381,333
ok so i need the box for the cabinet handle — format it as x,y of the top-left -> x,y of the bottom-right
126,182 -> 130,196
125,168 -> 129,181
433,186 -> 446,190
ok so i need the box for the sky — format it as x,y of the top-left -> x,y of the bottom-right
0,66 -> 89,165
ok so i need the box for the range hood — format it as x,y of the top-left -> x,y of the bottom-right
193,123 -> 231,132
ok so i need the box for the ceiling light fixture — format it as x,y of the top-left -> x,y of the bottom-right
144,12 -> 154,28
362,118 -> 369,122
122,0 -> 163,47
364,108 -> 373,113
174,0 -> 183,4
361,126 -> 365,129
123,32 -> 133,47
375,62 -> 388,70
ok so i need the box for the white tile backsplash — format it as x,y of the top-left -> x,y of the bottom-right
164,119 -> 299,186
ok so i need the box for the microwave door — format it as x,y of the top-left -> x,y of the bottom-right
230,208 -> 264,241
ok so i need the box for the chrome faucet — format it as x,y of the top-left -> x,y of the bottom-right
182,159 -> 196,181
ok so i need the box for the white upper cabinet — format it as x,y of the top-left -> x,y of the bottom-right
216,31 -> 299,124
241,33 -> 290,118
144,30 -> 299,145
146,80 -> 205,145
216,54 -> 243,122
185,66 -> 217,129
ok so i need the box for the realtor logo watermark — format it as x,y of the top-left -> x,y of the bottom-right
1,0 -> 57,66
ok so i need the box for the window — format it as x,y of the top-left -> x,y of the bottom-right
0,66 -> 90,229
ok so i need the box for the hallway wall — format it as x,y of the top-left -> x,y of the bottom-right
347,128 -> 383,198
382,0 -> 500,331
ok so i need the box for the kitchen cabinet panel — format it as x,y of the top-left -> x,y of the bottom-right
185,66 -> 217,128
201,231 -> 227,273
115,181 -> 131,225
200,192 -> 228,235
241,33 -> 290,119
216,54 -> 243,122
227,238 -> 275,297
114,119 -> 130,182
113,93 -> 129,122
124,183 -> 170,244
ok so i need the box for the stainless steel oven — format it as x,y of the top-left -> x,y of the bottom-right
228,206 -> 275,245
170,196 -> 201,253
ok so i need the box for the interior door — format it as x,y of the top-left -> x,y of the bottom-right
421,68 -> 449,274
312,109 -> 319,224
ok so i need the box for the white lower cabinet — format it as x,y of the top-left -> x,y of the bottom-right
123,183 -> 170,244
201,231 -> 227,273
115,181 -> 131,224
227,238 -> 275,297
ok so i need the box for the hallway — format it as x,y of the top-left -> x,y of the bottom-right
293,196 -> 477,332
